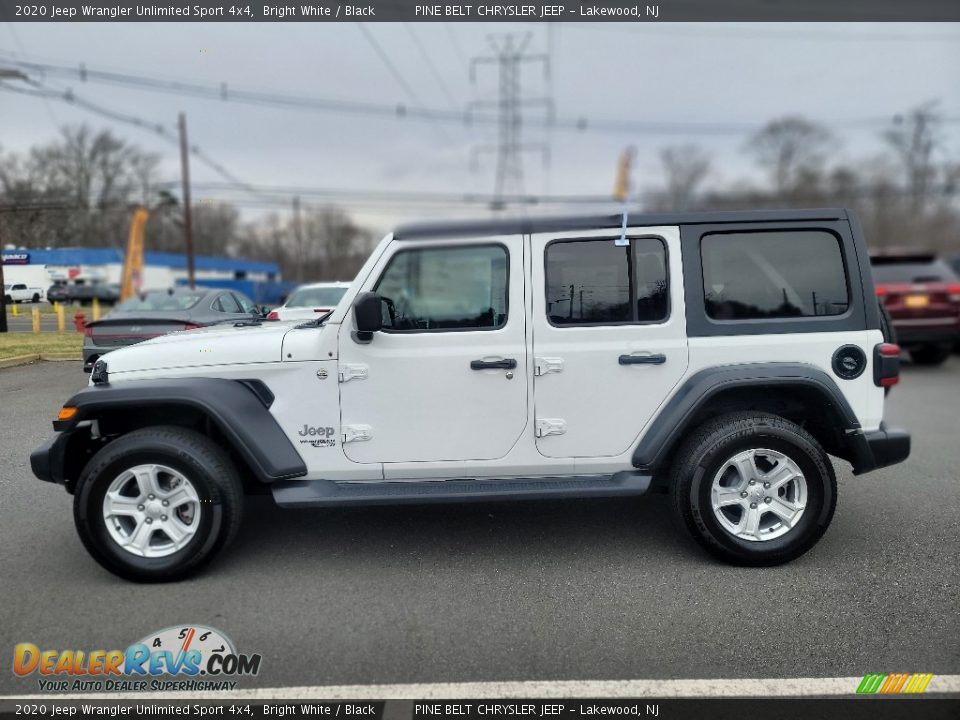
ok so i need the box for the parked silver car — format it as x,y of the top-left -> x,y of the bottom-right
82,287 -> 262,371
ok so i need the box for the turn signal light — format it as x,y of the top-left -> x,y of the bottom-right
57,406 -> 78,421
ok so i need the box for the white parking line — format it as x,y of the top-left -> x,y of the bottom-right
5,675 -> 960,700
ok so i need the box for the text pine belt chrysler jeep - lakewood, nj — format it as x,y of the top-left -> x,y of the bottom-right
30,208 -> 910,581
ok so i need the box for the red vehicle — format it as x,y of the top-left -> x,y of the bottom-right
872,254 -> 960,366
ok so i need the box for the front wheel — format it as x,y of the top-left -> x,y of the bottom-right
670,412 -> 836,566
73,426 -> 243,582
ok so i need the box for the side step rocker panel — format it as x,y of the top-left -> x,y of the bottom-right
271,472 -> 651,508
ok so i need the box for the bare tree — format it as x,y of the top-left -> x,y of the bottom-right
657,144 -> 711,211
745,116 -> 835,196
4,126 -> 162,247
302,205 -> 374,280
883,101 -> 943,214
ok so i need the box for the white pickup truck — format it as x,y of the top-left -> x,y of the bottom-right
3,283 -> 45,303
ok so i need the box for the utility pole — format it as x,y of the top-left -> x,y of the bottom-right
468,33 -> 553,210
291,195 -> 305,283
178,112 -> 196,289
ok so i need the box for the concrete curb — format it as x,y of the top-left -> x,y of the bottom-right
0,353 -> 40,369
0,353 -> 81,369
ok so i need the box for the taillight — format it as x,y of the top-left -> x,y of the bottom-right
83,326 -> 94,337
874,343 -> 901,388
183,322 -> 201,330
266,311 -> 279,321
875,284 -> 889,297
948,283 -> 960,303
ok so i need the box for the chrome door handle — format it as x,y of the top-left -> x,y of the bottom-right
619,353 -> 666,365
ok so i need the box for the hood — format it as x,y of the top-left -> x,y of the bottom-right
103,320 -> 302,375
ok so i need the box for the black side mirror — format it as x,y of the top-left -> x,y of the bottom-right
353,292 -> 383,343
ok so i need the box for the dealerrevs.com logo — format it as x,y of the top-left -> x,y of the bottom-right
13,625 -> 261,692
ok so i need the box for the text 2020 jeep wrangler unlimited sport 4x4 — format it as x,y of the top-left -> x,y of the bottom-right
31,209 -> 910,581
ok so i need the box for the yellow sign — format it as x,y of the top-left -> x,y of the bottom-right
120,207 -> 149,302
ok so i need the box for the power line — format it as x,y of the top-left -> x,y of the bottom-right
4,52 -> 949,136
443,23 -> 469,71
0,78 -> 265,201
355,24 -> 455,143
404,24 -> 460,109
355,24 -> 428,108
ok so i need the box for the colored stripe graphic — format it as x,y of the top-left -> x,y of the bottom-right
857,673 -> 934,694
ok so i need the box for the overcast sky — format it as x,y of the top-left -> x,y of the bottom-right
2,21 -> 959,232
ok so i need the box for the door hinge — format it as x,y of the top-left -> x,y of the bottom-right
342,424 -> 373,443
536,418 -> 567,438
534,357 -> 564,376
339,363 -> 368,383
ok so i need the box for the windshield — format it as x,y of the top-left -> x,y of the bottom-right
285,286 -> 347,308
115,292 -> 205,311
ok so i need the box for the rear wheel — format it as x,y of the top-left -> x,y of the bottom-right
671,412 -> 836,566
909,343 -> 951,366
73,426 -> 243,582
32,293 -> 40,303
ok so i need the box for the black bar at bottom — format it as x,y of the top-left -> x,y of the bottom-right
0,697 -> 957,720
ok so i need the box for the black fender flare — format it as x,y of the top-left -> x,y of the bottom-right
632,363 -> 863,472
51,378 -> 307,483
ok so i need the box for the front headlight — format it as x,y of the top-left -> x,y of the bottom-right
91,359 -> 109,385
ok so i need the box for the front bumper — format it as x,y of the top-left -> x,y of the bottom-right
851,423 -> 911,475
30,431 -> 72,485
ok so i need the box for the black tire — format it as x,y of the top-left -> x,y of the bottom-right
3,294 -> 10,304
909,343 -> 951,366
73,426 -> 243,582
32,293 -> 40,303
670,412 -> 836,566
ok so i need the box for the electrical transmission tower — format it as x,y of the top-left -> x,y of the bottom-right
468,33 -> 553,210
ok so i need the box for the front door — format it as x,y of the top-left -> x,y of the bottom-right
338,236 -> 528,464
530,225 -> 689,458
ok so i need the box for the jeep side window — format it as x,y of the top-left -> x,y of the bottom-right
374,244 -> 508,331
545,237 -> 668,326
701,230 -> 849,320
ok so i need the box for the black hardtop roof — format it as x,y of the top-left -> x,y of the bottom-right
393,207 -> 850,241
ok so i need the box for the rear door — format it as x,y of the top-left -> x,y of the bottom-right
530,225 -> 689,458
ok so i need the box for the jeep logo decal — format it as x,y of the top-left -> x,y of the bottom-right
299,425 -> 335,437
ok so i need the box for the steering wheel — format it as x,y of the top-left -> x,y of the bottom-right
381,296 -> 398,325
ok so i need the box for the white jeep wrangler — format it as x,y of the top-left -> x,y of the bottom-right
31,209 -> 909,581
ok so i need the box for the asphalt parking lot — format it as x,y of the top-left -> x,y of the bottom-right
1,358 -> 958,695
